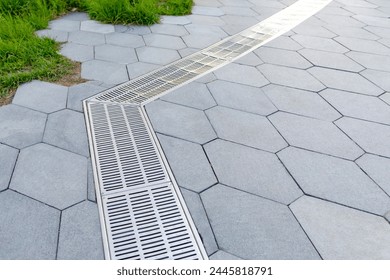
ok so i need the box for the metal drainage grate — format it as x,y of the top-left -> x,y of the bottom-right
85,101 -> 207,260
88,0 -> 332,105
103,183 -> 204,260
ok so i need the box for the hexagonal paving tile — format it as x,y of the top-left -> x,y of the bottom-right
158,134 -> 217,192
160,15 -> 191,25
206,106 -> 287,152
180,188 -> 218,255
87,160 -> 96,202
105,32 -> 145,48
336,117 -> 390,158
192,6 -> 225,16
291,34 -> 349,53
292,24 -> 336,38
125,25 -> 151,35
214,63 -> 269,88
269,112 -> 364,160
255,47 -> 312,69
81,60 -> 129,85
146,100 -> 216,144
13,80 -> 68,113
10,143 -> 87,210
210,251 -> 242,260
361,69 -> 390,92
136,47 -> 181,65
60,12 -> 89,21
126,62 -> 160,79
335,36 -> 390,56
67,82 -> 106,112
182,34 -> 221,49
60,43 -> 94,62
201,185 -> 319,259
68,31 -> 105,46
150,24 -> 189,36
324,24 -> 379,40
0,144 -> 18,191
320,89 -> 390,124
0,190 -> 60,259
235,52 -> 263,67
308,67 -> 383,96
143,34 -> 186,50
291,196 -> 390,259
347,51 -> 390,72
43,110 -> 89,157
257,64 -> 325,92
80,20 -> 115,34
357,154 -> 390,197
160,82 -> 216,110
36,29 -> 69,43
57,201 -> 104,260
49,19 -> 80,32
263,84 -> 341,121
364,26 -> 390,39
188,14 -> 225,26
0,104 -> 46,149
185,24 -> 227,38
95,44 -> 138,64
279,147 -> 390,215
208,80 -> 277,116
266,35 -> 303,51
204,140 -> 302,204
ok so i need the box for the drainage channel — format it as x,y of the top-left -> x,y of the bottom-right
84,0 -> 332,260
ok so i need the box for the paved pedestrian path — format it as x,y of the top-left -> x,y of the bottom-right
1,0 -> 390,259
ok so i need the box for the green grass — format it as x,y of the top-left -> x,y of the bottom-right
0,0 -> 193,100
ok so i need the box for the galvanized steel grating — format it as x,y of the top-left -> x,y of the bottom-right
103,183 -> 204,260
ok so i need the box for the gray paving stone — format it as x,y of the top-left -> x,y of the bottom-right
105,33 -> 144,48
204,140 -> 301,204
126,62 -> 160,79
136,47 -> 180,65
158,134 -> 217,192
87,160 -> 96,202
220,15 -> 258,28
68,31 -> 105,46
222,23 -> 253,36
320,89 -> 390,124
188,14 -> 225,26
194,0 -> 222,7
114,25 -> 129,33
67,82 -> 106,112
60,43 -> 93,62
335,36 -> 390,56
80,20 -> 115,34
0,145 -> 18,191
335,0 -> 377,8
143,34 -> 186,50
250,0 -> 285,8
344,6 -> 388,17
263,84 -> 341,121
210,250 -> 242,260
0,191 -> 60,260
60,12 -> 89,21
316,14 -> 366,27
265,35 -> 303,51
320,6 -> 354,16
255,47 -> 312,69
49,19 -> 80,31
347,51 -> 390,72
336,117 -> 390,158
257,64 -> 325,92
292,35 -> 348,53
10,143 -> 87,210
325,25 -> 380,40
279,147 -> 390,215
180,188 -> 218,255
381,92 -> 390,105
299,49 -> 364,72
125,25 -> 151,35
197,73 -> 217,84
161,82 -> 216,110
361,69 -> 390,92
208,80 -> 277,116
201,185 -> 319,259
146,100 -> 216,144
0,105 -> 46,149
308,67 -> 383,96
192,6 -> 225,16
215,63 -> 269,88
36,29 -> 68,42
379,38 -> 390,48
357,154 -> 390,197
81,60 -> 129,85
221,6 -> 257,16
57,201 -> 104,260
269,112 -> 364,160
13,80 -> 68,113
182,34 -> 221,49
364,26 -> 390,39
220,0 -> 254,7
160,16 -> 191,25
291,196 -> 390,259
185,24 -> 227,38
43,110 -> 89,157
206,107 -> 287,152
179,47 -> 200,58
235,52 -> 263,66
385,211 -> 390,223
292,24 -> 336,38
353,15 -> 390,28
95,44 -> 137,64
150,24 -> 188,36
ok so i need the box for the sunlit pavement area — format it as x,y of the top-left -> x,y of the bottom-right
1,0 -> 390,259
